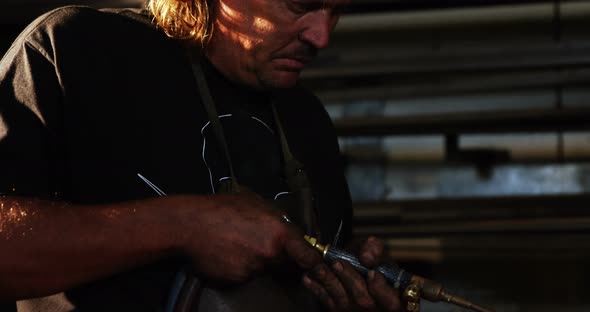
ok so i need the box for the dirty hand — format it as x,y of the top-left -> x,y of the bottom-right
303,236 -> 405,312
173,193 -> 322,283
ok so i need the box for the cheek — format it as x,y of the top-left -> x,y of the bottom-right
262,29 -> 299,55
247,35 -> 278,63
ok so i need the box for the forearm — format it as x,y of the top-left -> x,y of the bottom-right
0,195 -> 185,300
0,192 -> 324,301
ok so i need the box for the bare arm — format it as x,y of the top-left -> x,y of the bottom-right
0,195 -> 182,300
0,193 -> 321,301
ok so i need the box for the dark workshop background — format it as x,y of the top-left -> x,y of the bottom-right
2,0 -> 590,311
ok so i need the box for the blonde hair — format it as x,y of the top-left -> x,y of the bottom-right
147,0 -> 214,45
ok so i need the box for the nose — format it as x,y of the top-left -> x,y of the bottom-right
298,10 -> 335,50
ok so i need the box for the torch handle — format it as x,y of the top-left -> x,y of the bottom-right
324,246 -> 413,291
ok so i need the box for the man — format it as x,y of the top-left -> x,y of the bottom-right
0,0 -> 403,311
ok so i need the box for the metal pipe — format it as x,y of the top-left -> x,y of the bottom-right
335,2 -> 590,33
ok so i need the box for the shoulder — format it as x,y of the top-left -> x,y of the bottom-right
11,6 -> 160,60
25,5 -> 152,32
18,6 -> 146,38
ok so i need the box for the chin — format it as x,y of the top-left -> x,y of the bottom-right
259,71 -> 300,89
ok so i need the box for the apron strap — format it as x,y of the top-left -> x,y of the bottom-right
188,50 -> 320,235
174,49 -> 321,312
189,53 -> 240,193
271,102 -> 320,238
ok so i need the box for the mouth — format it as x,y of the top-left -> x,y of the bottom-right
273,57 -> 311,72
272,44 -> 317,72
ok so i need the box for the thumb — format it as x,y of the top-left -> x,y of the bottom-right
359,236 -> 384,268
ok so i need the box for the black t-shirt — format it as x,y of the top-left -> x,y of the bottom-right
0,6 -> 352,311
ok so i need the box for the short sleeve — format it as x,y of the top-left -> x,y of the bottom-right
0,23 -> 64,197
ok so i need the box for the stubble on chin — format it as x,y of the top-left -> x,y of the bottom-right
256,68 -> 301,90
257,77 -> 297,90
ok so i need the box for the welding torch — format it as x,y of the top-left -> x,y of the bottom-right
303,235 -> 494,312
138,173 -> 492,311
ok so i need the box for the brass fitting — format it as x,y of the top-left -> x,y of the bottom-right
403,284 -> 422,312
304,235 -> 329,258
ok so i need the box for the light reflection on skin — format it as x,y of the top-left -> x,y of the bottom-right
0,114 -> 8,138
253,17 -> 274,34
0,197 -> 137,243
219,1 -> 247,23
217,22 -> 260,50
0,198 -> 35,239
104,208 -> 123,220
217,0 -> 276,51
208,0 -> 349,89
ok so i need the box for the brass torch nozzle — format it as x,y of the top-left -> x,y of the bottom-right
304,235 -> 329,257
412,276 -> 495,312
440,291 -> 495,312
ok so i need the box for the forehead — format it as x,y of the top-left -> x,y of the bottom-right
297,0 -> 351,7
233,0 -> 351,11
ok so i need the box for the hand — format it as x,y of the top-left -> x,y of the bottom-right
302,236 -> 404,312
171,193 -> 322,283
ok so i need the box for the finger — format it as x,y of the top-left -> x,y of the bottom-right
367,271 -> 403,312
359,236 -> 384,267
303,274 -> 336,311
311,263 -> 351,310
333,261 -> 376,310
283,226 -> 323,270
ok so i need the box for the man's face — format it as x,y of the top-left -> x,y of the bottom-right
206,0 -> 350,90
